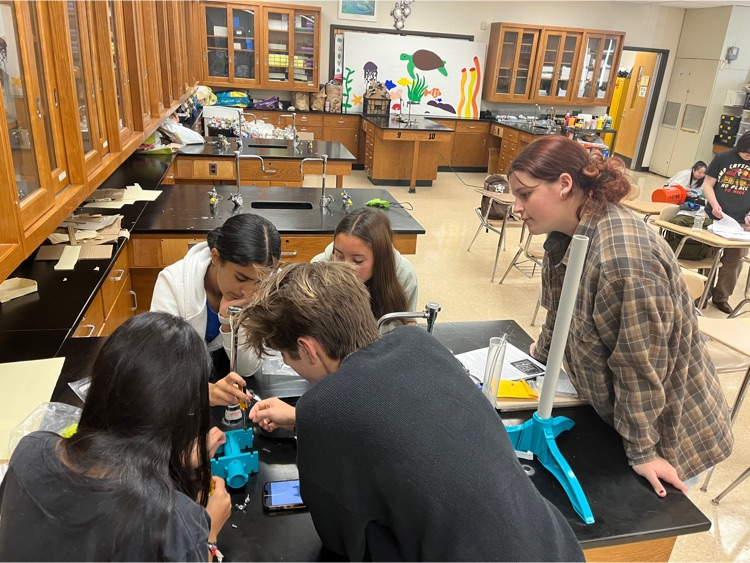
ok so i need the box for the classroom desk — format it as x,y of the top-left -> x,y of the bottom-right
654,220 -> 750,308
622,200 -> 671,222
39,320 -> 709,562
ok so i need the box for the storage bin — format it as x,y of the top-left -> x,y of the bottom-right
363,97 -> 390,117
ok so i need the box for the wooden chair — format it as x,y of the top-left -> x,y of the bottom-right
728,256 -> 750,318
467,188 -> 523,282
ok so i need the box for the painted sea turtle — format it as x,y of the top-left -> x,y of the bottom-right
400,49 -> 448,79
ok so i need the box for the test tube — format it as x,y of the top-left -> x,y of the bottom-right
482,335 -> 507,405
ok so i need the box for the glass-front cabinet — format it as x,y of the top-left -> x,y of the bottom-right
570,32 -> 623,106
484,24 -> 540,102
532,29 -> 582,104
0,0 -> 54,229
202,3 -> 260,87
199,2 -> 319,90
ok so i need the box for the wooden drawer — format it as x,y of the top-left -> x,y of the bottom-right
296,113 -> 324,126
296,125 -> 324,138
279,235 -> 332,263
323,114 -> 359,127
101,249 -> 131,315
490,124 -> 503,138
455,120 -> 489,133
192,159 -> 235,180
101,283 -> 137,337
501,139 -> 517,153
130,236 -> 206,268
73,292 -> 105,338
501,128 -> 518,142
239,159 -> 303,183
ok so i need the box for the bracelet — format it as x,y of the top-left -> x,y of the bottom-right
207,541 -> 224,563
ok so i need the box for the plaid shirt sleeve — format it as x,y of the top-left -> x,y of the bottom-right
592,275 -> 674,465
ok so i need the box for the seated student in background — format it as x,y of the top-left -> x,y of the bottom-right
243,262 -> 583,562
311,208 -> 418,331
151,213 -> 281,406
508,135 -> 733,496
665,160 -> 707,194
0,312 -> 231,561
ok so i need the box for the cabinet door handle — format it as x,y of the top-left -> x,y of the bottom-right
81,324 -> 95,338
90,81 -> 95,100
281,250 -> 298,257
129,290 -> 138,312
35,96 -> 42,119
354,134 -> 358,143
53,88 -> 59,107
111,269 -> 125,282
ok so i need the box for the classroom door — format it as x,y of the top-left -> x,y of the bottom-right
614,51 -> 658,164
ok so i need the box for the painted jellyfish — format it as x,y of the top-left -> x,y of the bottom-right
363,61 -> 378,83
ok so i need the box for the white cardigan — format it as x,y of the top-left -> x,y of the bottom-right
150,242 -> 262,376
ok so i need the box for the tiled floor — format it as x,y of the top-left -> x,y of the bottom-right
305,167 -> 750,561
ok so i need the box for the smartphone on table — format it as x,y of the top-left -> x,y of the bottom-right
262,479 -> 307,512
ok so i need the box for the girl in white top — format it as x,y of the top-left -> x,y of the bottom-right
311,208 -> 418,331
151,213 -> 281,406
665,161 -> 707,194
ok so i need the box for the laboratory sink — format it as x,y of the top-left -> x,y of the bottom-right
242,138 -> 290,149
250,201 -> 314,210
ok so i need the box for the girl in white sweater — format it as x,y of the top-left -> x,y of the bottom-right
151,214 -> 281,406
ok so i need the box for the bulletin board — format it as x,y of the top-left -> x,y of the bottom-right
340,31 -> 486,118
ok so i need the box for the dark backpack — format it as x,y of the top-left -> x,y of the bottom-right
480,174 -> 511,220
663,213 -> 714,261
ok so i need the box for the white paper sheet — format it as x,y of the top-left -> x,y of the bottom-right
708,215 -> 750,241
0,357 -> 65,461
456,342 -> 549,382
83,183 -> 161,208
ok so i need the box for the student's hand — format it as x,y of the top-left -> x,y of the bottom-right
206,477 -> 232,541
529,342 -> 537,359
711,204 -> 724,220
249,397 -> 296,432
632,457 -> 688,497
209,372 -> 251,407
207,427 -> 226,458
745,214 -> 750,226
191,427 -> 226,467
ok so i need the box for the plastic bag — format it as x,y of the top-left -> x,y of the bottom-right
254,96 -> 282,110
194,85 -> 217,107
160,118 -> 205,145
8,402 -> 82,458
293,92 -> 310,111
68,376 -> 92,402
216,91 -> 249,107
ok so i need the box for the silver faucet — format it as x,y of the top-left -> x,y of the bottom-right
545,106 -> 555,125
533,104 -> 541,127
233,151 -> 269,207
377,302 -> 442,334
300,155 -> 332,208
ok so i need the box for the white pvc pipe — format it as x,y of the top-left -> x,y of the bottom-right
537,234 -> 589,419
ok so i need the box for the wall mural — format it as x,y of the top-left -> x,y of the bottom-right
342,31 -> 486,118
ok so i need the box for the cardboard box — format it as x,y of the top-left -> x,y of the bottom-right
0,278 -> 38,303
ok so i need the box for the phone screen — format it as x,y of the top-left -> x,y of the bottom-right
263,479 -> 306,511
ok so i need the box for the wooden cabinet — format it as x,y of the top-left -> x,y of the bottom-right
73,246 -> 135,337
570,32 -> 624,107
485,22 -> 623,107
452,121 -> 496,168
322,114 -> 359,160
200,1 -> 320,92
0,0 -> 200,283
532,28 -> 582,104
484,24 -> 541,102
495,127 -> 538,174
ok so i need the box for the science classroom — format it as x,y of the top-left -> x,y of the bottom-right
1,1 -> 750,561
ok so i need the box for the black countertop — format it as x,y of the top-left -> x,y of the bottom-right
40,320 -> 709,560
131,185 -> 424,236
363,115 -> 454,132
178,137 -> 356,161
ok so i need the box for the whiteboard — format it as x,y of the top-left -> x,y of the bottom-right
342,32 -> 486,118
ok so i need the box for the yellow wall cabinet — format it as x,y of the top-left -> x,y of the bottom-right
484,22 -> 624,107
0,0 -> 200,283
199,1 -> 320,91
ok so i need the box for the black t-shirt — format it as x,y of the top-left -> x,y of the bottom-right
705,150 -> 750,222
0,432 -> 209,561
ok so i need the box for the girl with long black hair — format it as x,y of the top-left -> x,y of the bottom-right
0,312 -> 231,560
